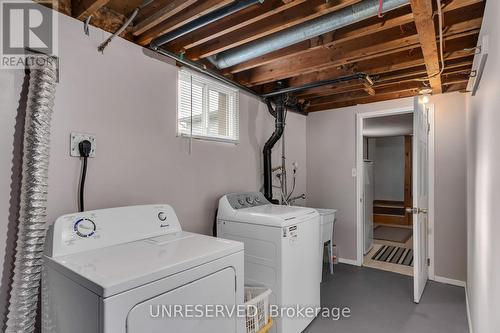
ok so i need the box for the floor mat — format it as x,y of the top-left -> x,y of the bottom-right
373,225 -> 413,243
372,245 -> 413,267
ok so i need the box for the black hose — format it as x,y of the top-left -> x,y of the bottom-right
79,156 -> 88,212
78,140 -> 92,212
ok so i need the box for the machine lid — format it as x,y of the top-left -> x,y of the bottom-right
44,231 -> 243,298
229,204 -> 319,227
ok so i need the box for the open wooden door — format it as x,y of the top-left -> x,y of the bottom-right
412,97 -> 429,303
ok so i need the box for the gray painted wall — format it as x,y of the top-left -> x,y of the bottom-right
307,94 -> 468,282
0,9 -> 307,324
466,0 -> 500,331
373,136 -> 405,201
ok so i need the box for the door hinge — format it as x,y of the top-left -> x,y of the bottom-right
428,122 -> 431,134
427,258 -> 431,266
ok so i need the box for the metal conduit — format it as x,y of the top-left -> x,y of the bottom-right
6,55 -> 58,333
209,0 -> 410,69
261,73 -> 373,98
150,0 -> 264,50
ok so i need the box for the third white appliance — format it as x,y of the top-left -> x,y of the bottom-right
217,192 -> 320,333
316,209 -> 337,281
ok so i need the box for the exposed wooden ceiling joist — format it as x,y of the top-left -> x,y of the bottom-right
410,0 -> 443,93
238,22 -> 480,87
222,0 -> 482,75
74,0 -> 111,20
131,0 -> 198,36
166,0 -> 308,53
136,0 -> 234,46
267,31 -> 479,91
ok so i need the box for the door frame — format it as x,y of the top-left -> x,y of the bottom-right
355,103 -> 435,280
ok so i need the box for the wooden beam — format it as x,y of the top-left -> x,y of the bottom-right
131,0 -> 198,36
254,31 -> 478,87
308,81 -> 423,105
136,0 -> 233,46
442,0 -> 484,12
222,0 -> 481,74
73,0 -> 110,20
236,24 -> 421,86
167,0 -> 307,53
239,21 -> 480,87
184,0 -> 361,60
410,0 -> 442,93
308,89 -> 420,112
37,0 -> 72,16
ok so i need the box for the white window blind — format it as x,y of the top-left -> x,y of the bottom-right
178,68 -> 239,143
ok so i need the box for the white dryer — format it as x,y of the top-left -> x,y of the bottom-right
217,192 -> 320,333
43,205 -> 244,333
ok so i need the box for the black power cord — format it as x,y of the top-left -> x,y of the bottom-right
78,140 -> 92,212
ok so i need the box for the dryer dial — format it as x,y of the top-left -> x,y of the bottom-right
74,218 -> 96,238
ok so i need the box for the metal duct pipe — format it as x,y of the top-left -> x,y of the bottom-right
262,73 -> 373,98
6,55 -> 58,332
210,0 -> 410,69
150,0 -> 264,50
263,95 -> 285,203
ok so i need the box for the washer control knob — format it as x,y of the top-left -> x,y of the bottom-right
158,212 -> 167,221
255,197 -> 261,203
246,197 -> 254,204
74,218 -> 96,238
238,199 -> 245,205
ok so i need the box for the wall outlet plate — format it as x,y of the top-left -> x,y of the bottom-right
70,132 -> 96,157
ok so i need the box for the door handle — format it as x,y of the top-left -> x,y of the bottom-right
406,207 -> 428,214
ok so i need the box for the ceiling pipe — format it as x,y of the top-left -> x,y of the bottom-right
209,0 -> 410,69
261,73 -> 373,98
151,46 -> 371,114
153,47 -> 264,99
150,0 -> 264,50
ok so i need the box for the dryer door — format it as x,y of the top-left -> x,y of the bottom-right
127,267 -> 237,333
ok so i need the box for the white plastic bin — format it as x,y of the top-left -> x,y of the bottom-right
244,287 -> 272,333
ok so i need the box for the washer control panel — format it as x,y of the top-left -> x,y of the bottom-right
226,192 -> 269,209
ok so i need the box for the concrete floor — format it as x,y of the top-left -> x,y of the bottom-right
305,264 -> 469,333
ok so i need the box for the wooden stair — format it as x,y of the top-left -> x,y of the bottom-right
373,200 -> 411,226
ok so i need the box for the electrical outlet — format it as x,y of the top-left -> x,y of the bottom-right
70,132 -> 96,157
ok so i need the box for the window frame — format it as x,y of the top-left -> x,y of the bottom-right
176,68 -> 240,144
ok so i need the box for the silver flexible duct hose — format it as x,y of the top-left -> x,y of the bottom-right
6,55 -> 58,333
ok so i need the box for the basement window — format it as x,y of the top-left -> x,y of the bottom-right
177,68 -> 239,143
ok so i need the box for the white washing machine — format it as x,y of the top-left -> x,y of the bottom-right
43,205 -> 244,333
216,192 -> 320,333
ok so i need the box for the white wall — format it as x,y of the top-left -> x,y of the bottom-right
307,94 -> 468,282
0,8 -> 307,324
373,136 -> 405,201
465,0 -> 500,331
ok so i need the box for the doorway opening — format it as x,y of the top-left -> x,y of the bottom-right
355,99 -> 435,303
361,114 -> 414,276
